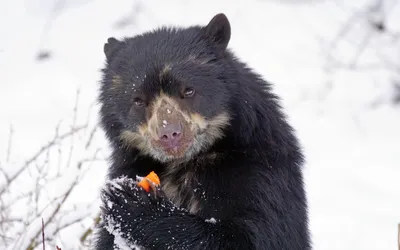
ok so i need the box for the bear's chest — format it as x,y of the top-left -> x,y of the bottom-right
161,171 -> 201,214
160,152 -> 221,214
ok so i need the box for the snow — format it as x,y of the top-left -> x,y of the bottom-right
106,176 -> 132,192
1,0 -> 400,250
205,218 -> 217,224
103,215 -> 143,250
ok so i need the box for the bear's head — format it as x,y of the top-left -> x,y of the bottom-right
99,14 -> 235,163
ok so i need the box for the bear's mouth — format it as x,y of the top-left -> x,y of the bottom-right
119,112 -> 230,163
150,130 -> 195,159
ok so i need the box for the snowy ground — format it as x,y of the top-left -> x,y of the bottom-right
1,0 -> 400,249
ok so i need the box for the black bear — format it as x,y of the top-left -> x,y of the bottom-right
94,13 -> 311,250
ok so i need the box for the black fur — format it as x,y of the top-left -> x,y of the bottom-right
94,13 -> 310,250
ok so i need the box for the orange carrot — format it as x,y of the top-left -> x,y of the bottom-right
137,171 -> 160,192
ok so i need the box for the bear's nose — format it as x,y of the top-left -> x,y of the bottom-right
158,123 -> 182,148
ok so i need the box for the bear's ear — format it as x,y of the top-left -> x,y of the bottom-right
104,37 -> 123,61
204,13 -> 231,50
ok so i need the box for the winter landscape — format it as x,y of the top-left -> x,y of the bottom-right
1,0 -> 400,249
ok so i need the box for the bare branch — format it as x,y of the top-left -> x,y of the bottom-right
0,233 -> 14,241
1,191 -> 35,211
348,27 -> 373,68
85,125 -> 99,149
65,89 -> 80,169
326,0 -> 400,75
42,218 -> 45,250
83,101 -> 97,135
0,217 -> 24,224
0,165 -> 10,182
26,177 -> 79,250
1,84 -> 105,249
0,125 -> 86,196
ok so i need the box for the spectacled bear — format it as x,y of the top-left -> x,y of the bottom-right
93,13 -> 311,250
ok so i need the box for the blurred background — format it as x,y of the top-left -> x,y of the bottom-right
1,0 -> 400,249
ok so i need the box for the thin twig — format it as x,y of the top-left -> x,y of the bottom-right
1,191 -> 35,211
0,233 -> 14,240
398,223 -> 400,250
83,101 -> 97,135
65,89 -> 80,169
42,218 -> 45,250
0,165 -> 10,182
85,125 -> 98,149
80,213 -> 101,244
349,25 -> 374,68
0,218 -> 24,224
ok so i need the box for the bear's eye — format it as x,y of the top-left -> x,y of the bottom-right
134,98 -> 145,107
183,88 -> 195,98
